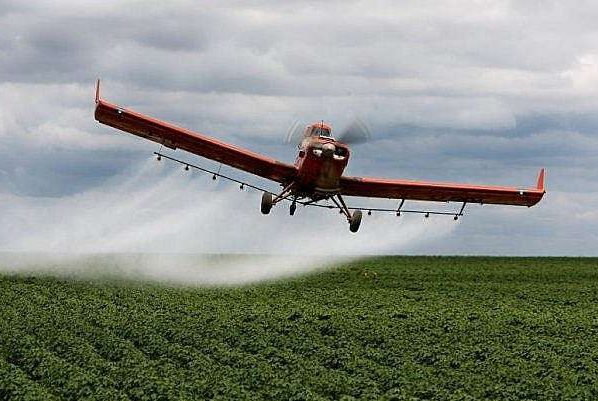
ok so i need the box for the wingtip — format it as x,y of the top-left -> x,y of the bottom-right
95,79 -> 101,103
536,168 -> 546,191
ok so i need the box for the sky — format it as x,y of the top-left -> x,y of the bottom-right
0,0 -> 597,256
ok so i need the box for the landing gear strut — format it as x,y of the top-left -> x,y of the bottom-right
261,183 -> 295,215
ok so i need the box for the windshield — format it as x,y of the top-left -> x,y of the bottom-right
313,127 -> 331,137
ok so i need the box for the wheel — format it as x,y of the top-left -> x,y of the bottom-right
349,210 -> 362,233
289,202 -> 297,216
261,192 -> 273,215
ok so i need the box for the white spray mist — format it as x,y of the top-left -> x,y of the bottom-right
0,157 -> 458,285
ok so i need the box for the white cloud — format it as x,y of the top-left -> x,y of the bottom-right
0,0 -> 597,254
563,54 -> 598,93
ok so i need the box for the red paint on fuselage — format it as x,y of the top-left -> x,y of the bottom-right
294,136 -> 350,195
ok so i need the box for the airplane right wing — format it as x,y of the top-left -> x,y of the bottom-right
339,169 -> 546,207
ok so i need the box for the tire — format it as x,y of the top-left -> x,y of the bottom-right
289,202 -> 297,216
349,210 -> 362,233
261,192 -> 273,215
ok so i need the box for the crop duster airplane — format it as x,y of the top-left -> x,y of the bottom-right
94,81 -> 545,233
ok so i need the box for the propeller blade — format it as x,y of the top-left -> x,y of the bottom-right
284,120 -> 303,144
336,118 -> 372,145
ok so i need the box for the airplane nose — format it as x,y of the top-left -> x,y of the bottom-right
322,143 -> 335,158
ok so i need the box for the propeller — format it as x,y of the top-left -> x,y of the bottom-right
336,118 -> 372,145
284,118 -> 372,145
284,119 -> 303,144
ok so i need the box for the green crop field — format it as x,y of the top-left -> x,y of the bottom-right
1,256 -> 598,400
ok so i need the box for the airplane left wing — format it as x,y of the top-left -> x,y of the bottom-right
339,169 -> 545,207
93,81 -> 297,184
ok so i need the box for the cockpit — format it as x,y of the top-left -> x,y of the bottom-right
313,127 -> 331,137
305,122 -> 333,138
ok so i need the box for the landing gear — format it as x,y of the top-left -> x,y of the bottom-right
261,192 -> 273,215
329,194 -> 363,233
261,188 -> 363,233
349,210 -> 362,233
260,183 -> 296,215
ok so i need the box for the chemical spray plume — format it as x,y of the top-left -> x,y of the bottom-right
0,157 -> 458,285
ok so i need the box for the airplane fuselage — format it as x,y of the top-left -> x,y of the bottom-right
293,136 -> 350,196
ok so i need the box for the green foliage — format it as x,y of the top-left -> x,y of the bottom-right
1,256 -> 598,400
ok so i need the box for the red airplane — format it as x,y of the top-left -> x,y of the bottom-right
94,81 -> 545,232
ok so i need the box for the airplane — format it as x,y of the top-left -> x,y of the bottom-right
93,80 -> 545,233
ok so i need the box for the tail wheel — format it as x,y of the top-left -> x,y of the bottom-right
349,210 -> 362,233
261,192 -> 273,215
289,202 -> 297,216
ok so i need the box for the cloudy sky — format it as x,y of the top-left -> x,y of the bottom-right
1,0 -> 597,256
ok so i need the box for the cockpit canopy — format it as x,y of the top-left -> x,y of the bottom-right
304,122 -> 332,138
312,126 -> 331,137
